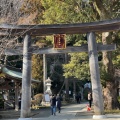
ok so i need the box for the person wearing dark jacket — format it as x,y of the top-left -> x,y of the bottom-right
56,94 -> 62,113
50,94 -> 56,116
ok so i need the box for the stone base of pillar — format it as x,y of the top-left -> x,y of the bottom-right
93,115 -> 107,119
18,118 -> 32,120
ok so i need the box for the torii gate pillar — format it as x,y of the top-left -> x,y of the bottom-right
20,34 -> 32,119
87,32 -> 106,119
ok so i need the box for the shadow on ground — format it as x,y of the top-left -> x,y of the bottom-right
0,107 -> 51,119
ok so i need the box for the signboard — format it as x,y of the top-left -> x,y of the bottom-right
53,34 -> 66,49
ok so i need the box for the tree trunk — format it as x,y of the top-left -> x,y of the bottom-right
103,81 -> 119,109
102,32 -> 120,109
93,0 -> 120,110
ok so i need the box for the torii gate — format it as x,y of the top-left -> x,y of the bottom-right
0,18 -> 120,120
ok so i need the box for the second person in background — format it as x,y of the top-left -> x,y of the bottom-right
56,94 -> 62,113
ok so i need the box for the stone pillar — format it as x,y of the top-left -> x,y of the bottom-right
43,54 -> 47,93
15,81 -> 19,111
73,80 -> 76,101
65,53 -> 69,100
20,34 -> 32,118
87,32 -> 106,119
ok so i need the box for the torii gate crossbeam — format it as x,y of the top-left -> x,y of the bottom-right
0,18 -> 119,36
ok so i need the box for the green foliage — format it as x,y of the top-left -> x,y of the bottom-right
32,54 -> 43,93
41,0 -> 96,24
100,66 -> 113,86
112,34 -> 120,69
63,52 -> 89,80
118,96 -> 120,103
63,35 -> 90,80
0,73 -> 5,77
46,54 -> 65,94
32,54 -> 43,81
50,65 -> 64,94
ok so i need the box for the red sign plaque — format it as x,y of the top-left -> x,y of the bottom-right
53,34 -> 66,49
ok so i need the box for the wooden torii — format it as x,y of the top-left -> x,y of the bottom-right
0,18 -> 120,119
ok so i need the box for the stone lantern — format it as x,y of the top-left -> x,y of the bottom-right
45,77 -> 52,94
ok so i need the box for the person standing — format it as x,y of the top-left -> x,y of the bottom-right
18,97 -> 21,109
75,94 -> 79,103
88,92 -> 92,108
78,93 -> 81,103
50,94 -> 56,116
56,94 -> 62,113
